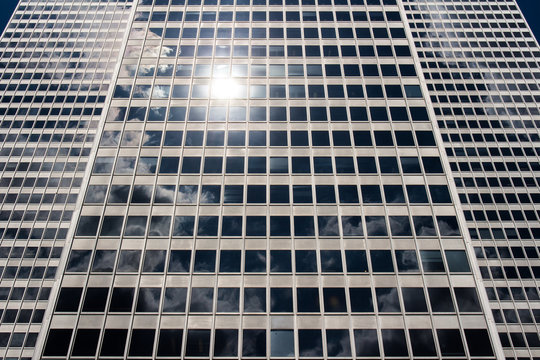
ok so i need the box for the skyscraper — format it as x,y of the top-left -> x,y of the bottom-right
403,1 -> 540,359
0,0 -> 537,359
0,1 -> 132,359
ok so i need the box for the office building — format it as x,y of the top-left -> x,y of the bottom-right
0,1 -> 132,359
0,0 -> 536,359
403,1 -> 540,359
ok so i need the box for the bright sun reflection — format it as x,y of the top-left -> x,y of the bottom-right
211,78 -> 240,99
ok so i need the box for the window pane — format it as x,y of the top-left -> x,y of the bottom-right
298,330 -> 323,356
243,330 -> 266,356
271,330 -> 294,356
217,288 -> 240,312
354,329 -> 379,356
381,329 -> 408,356
326,330 -> 351,357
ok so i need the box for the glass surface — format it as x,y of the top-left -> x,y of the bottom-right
219,250 -> 241,272
402,287 -> 428,312
217,288 -> 240,312
243,330 -> 266,356
320,250 -> 342,272
382,329 -> 408,356
189,288 -> 214,312
270,330 -> 294,356
354,329 -> 380,356
117,251 -> 141,272
428,288 -> 454,312
298,329 -> 323,356
326,330 -> 351,357
244,288 -> 266,312
186,330 -> 210,356
136,288 -> 161,312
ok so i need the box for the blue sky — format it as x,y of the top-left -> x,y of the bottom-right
0,0 -> 18,36
0,0 -> 538,44
516,0 -> 540,41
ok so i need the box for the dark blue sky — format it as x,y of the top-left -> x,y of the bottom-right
0,0 -> 538,43
0,0 -> 18,36
516,0 -> 540,41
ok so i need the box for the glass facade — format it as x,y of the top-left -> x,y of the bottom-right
38,0 -> 500,358
0,0 -> 538,359
0,1 -> 132,359
403,1 -> 540,359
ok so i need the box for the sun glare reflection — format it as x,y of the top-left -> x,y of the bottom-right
211,78 -> 242,99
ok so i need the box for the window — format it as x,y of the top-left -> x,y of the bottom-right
83,288 -> 108,312
445,250 -> 470,272
217,288 -> 240,312
247,217 -> 266,236
270,185 -> 289,203
437,329 -> 465,356
353,329 -> 379,356
298,330 -> 323,356
157,329 -> 182,356
389,216 -> 412,236
270,157 -> 288,173
219,250 -> 241,272
421,250 -> 445,272
357,157 -> 377,173
243,330 -> 266,356
228,131 -> 245,146
365,216 -> 387,236
224,185 -> 243,203
118,251 -> 141,272
292,157 -> 311,173
318,216 -> 339,236
409,329 -> 436,356
271,330 -> 294,356
270,250 -> 291,272
464,330 -> 493,356
201,185 -> 220,203
323,288 -> 347,312
56,288 -> 82,312
320,250 -> 342,272
186,330 -> 211,356
297,288 -> 320,312
181,157 -> 200,173
214,330 -> 238,356
194,251 -> 216,272
382,329 -> 408,356
245,250 -> 266,272
342,216 -> 363,236
428,288 -> 454,312
294,216 -> 315,236
454,288 -> 481,312
316,185 -> 336,203
361,185 -> 382,203
100,329 -> 128,356
326,330 -> 351,357
136,288 -> 161,312
226,157 -> 244,173
173,216 -> 195,236
244,288 -> 266,312
189,288 -> 214,312
249,131 -> 266,146
271,288 -> 293,312
270,217 -> 290,236
76,216 -> 99,236
155,185 -> 175,203
248,157 -> 266,173
296,250 -> 317,272
110,288 -> 134,312
163,288 -> 187,312
338,185 -> 359,203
